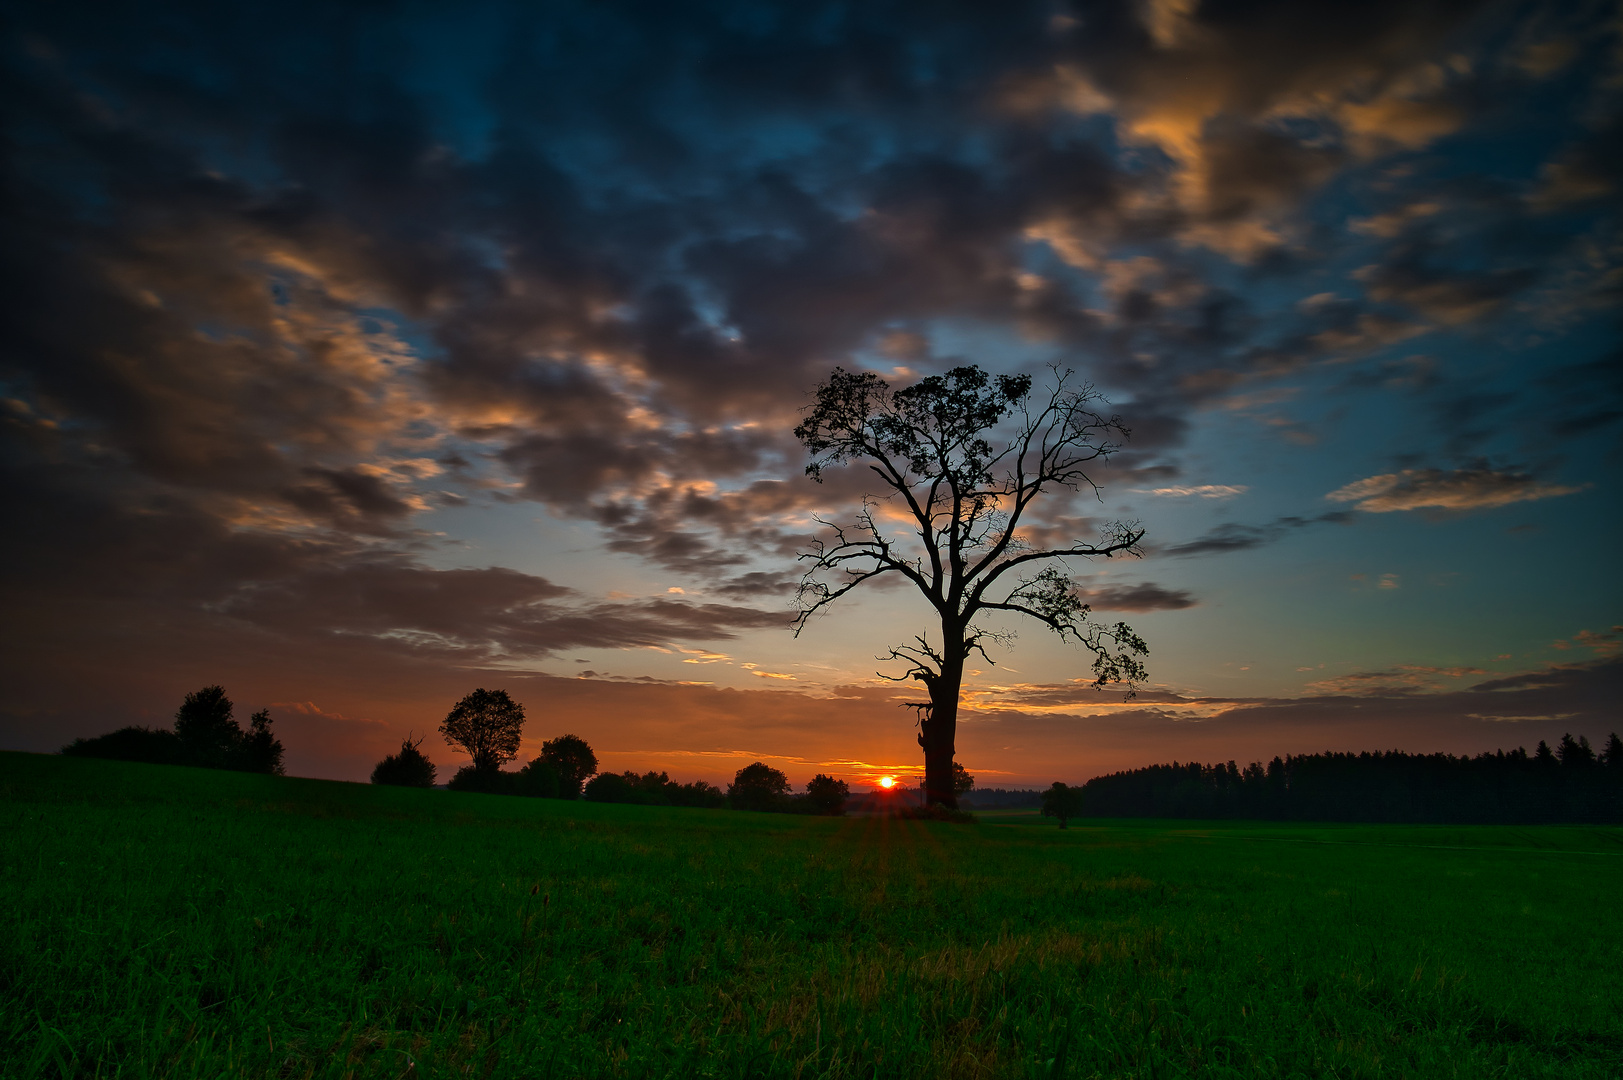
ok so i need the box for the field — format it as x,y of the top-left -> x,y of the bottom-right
3,752 -> 1620,1079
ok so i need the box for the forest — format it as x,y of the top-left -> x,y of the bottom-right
1079,736 -> 1623,823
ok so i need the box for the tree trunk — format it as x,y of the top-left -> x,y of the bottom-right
919,651 -> 963,809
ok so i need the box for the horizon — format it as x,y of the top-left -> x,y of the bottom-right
2,0 -> 1618,790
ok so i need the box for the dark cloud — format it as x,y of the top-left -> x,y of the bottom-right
0,0 -> 1616,767
1075,582 -> 1197,611
1160,512 -> 1355,557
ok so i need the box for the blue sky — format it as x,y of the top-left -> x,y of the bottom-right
1,0 -> 1617,786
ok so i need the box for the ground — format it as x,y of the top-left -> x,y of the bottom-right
4,752 -> 1620,1078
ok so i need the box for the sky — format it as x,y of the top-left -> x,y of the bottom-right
1,0 -> 1618,790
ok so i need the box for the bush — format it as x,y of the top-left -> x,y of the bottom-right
669,779 -> 727,809
448,765 -> 518,795
62,726 -> 181,765
583,772 -> 636,803
729,762 -> 790,812
371,737 -> 437,787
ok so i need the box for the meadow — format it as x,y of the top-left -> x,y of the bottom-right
3,751 -> 1620,1079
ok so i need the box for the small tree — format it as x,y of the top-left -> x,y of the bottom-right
539,734 -> 598,798
794,365 -> 1149,808
729,762 -> 790,811
805,773 -> 850,815
953,763 -> 975,798
372,736 -> 436,787
243,709 -> 285,775
440,689 -> 525,773
1040,782 -> 1085,828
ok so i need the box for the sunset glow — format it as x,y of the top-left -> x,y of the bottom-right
0,0 -> 1616,789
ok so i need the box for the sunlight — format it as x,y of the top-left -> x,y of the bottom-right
878,775 -> 896,789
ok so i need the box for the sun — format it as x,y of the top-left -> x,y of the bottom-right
878,775 -> 896,789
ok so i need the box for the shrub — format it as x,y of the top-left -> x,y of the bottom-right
583,772 -> 636,803
448,765 -> 518,795
371,737 -> 437,787
61,727 -> 181,765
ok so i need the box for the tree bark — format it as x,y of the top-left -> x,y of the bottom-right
919,651 -> 963,809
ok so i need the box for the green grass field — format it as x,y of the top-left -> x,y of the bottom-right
4,752 -> 1620,1079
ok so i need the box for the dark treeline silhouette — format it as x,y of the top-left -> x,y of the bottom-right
587,763 -> 852,815
1079,734 -> 1623,824
61,686 -> 284,774
960,788 -> 1043,809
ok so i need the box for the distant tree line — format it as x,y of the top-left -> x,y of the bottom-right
1076,735 -> 1623,824
370,688 -> 857,814
61,686 -> 284,775
960,787 -> 1043,810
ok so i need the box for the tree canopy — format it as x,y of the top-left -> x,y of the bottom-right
439,688 -> 525,773
539,733 -> 598,798
794,364 -> 1148,807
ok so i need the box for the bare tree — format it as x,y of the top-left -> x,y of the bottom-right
793,365 -> 1148,808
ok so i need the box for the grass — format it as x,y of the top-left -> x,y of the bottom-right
3,751 -> 1620,1079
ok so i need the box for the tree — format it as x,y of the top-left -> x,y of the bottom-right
729,762 -> 790,811
539,734 -> 598,798
953,762 -> 975,798
1040,782 -> 1085,828
805,773 -> 851,815
583,771 -> 636,803
174,685 -> 241,764
372,736 -> 437,787
439,689 -> 525,773
243,709 -> 285,776
794,365 -> 1148,808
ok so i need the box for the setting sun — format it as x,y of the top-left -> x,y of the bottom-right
878,776 -> 895,789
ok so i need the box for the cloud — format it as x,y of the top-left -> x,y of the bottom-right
1139,485 -> 1247,498
1162,511 -> 1354,557
1326,468 -> 1587,512
1074,582 -> 1197,612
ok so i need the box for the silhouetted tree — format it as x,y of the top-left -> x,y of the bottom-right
242,709 -> 285,775
174,685 -> 242,765
583,771 -> 636,803
804,773 -> 850,815
439,688 -> 525,773
371,736 -> 436,787
1603,733 -> 1623,768
794,365 -> 1147,808
953,762 -> 975,798
539,733 -> 598,798
1558,733 -> 1596,767
516,756 -> 563,798
1040,782 -> 1084,828
729,762 -> 791,811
